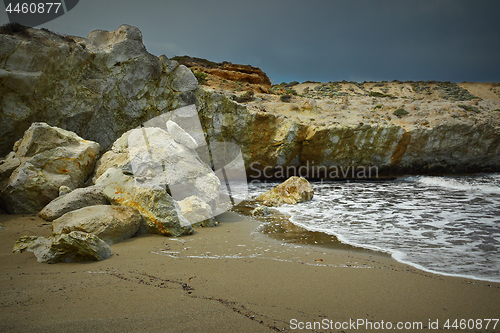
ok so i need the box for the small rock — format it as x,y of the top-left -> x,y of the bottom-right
256,176 -> 314,206
251,206 -> 278,216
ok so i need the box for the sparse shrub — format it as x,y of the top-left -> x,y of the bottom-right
458,104 -> 481,113
374,104 -> 382,109
393,108 -> 409,117
280,94 -> 292,102
369,91 -> 395,99
285,89 -> 297,96
232,90 -> 255,103
193,71 -> 208,85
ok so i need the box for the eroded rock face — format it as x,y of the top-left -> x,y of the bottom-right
195,88 -> 500,178
93,126 -> 220,210
0,25 -> 198,156
38,185 -> 109,221
0,123 -> 99,213
95,167 -> 193,237
256,176 -> 314,206
52,205 -> 142,245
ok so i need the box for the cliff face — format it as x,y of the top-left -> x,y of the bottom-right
172,55 -> 271,93
195,87 -> 500,178
0,24 -> 198,156
2,25 -> 500,179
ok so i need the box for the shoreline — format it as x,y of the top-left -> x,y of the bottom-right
236,199 -> 500,285
2,212 -> 499,332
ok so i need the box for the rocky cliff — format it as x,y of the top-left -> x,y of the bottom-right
0,24 -> 198,156
2,24 -> 500,179
195,85 -> 500,178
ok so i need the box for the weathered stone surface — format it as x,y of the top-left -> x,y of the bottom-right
195,88 -> 500,177
0,123 -> 100,213
166,120 -> 198,149
94,126 -> 220,210
13,231 -> 111,263
256,177 -> 314,206
58,185 -> 72,196
37,231 -> 111,263
0,25 -> 197,156
173,56 -> 272,86
177,195 -> 217,227
95,167 -> 193,236
12,235 -> 43,253
170,65 -> 198,92
52,205 -> 141,245
38,186 -> 109,221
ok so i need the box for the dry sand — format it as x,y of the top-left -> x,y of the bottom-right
1,212 -> 499,332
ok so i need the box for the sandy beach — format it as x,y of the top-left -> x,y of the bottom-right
1,212 -> 499,333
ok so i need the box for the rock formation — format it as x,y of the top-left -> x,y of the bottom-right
93,126 -> 220,210
95,167 -> 193,237
0,24 -> 198,156
0,122 -> 99,213
256,176 -> 314,206
2,24 -> 500,184
195,87 -> 500,178
172,55 -> 272,90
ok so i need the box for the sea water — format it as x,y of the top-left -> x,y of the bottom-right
245,174 -> 500,283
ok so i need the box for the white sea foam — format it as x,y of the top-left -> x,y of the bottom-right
249,174 -> 500,283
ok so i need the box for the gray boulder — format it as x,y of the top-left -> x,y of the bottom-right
13,231 -> 111,264
38,186 -> 109,221
51,205 -> 142,245
0,123 -> 100,213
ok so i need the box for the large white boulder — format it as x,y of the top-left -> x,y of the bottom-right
94,126 -> 220,210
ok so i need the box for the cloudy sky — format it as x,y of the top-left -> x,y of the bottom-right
2,0 -> 500,83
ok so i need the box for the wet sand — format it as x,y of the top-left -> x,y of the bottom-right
1,212 -> 499,332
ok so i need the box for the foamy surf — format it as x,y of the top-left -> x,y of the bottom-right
249,174 -> 500,283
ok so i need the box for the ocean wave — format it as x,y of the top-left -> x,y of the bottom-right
261,174 -> 500,283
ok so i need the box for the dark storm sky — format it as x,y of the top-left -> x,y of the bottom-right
2,0 -> 500,83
